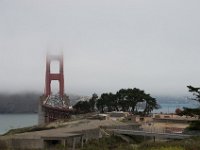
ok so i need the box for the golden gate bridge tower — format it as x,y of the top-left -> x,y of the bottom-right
45,53 -> 64,97
39,53 -> 71,124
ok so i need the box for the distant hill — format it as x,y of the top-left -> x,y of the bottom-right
0,93 -> 83,113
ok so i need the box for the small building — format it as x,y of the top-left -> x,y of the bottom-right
42,133 -> 84,149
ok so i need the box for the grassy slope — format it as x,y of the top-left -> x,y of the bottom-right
81,136 -> 200,150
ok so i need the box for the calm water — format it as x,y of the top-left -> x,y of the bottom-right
0,114 -> 38,135
154,100 -> 199,113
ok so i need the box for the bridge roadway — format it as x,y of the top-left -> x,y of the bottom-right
109,129 -> 191,140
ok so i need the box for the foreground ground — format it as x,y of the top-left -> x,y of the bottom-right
0,113 -> 198,150
82,135 -> 200,150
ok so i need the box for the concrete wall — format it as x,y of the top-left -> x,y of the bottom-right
82,128 -> 102,141
9,139 -> 43,150
73,128 -> 102,142
4,129 -> 102,150
38,97 -> 45,125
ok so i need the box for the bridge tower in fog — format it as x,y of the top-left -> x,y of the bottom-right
45,54 -> 64,97
38,53 -> 71,125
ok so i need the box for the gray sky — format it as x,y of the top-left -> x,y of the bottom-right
0,0 -> 200,96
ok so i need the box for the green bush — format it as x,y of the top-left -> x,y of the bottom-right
187,120 -> 200,130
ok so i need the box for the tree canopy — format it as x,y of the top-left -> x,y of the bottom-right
179,86 -> 200,118
73,93 -> 98,113
74,88 -> 159,115
176,86 -> 200,131
96,88 -> 159,115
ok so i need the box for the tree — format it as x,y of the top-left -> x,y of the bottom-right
143,94 -> 160,115
116,89 -> 130,111
187,85 -> 200,102
96,96 -> 106,113
73,101 -> 91,113
74,93 -> 98,113
74,88 -> 158,115
177,85 -> 200,131
116,88 -> 159,115
175,108 -> 182,115
128,88 -> 145,113
180,86 -> 200,118
96,88 -> 159,115
89,93 -> 98,112
180,85 -> 200,118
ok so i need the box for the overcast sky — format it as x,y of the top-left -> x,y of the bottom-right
0,0 -> 200,96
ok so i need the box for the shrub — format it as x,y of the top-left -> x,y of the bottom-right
187,120 -> 200,130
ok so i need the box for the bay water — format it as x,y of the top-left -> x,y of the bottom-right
0,114 -> 38,135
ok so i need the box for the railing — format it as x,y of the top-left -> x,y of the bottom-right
109,129 -> 191,139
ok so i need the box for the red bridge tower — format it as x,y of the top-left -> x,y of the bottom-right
39,53 -> 71,124
45,54 -> 64,97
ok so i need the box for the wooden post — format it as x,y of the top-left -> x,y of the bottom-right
81,136 -> 84,148
62,139 -> 66,148
72,138 -> 76,150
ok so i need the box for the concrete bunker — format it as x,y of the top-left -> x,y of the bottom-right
42,133 -> 84,149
